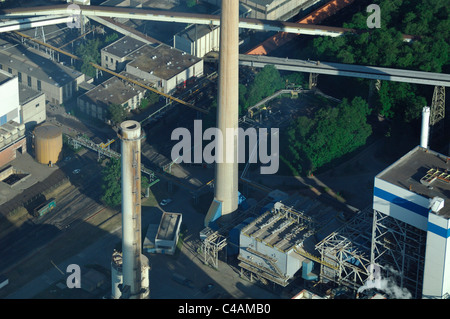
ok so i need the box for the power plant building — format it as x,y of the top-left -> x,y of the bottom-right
238,197 -> 346,287
0,69 -> 26,168
371,146 -> 450,299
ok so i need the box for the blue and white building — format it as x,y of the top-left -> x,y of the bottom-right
372,145 -> 450,299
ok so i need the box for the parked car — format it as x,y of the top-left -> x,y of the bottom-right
160,198 -> 172,206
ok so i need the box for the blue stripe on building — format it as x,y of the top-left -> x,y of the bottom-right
374,187 -> 450,238
427,222 -> 450,238
374,187 -> 429,217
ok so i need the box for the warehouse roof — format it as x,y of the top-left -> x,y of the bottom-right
377,146 -> 450,218
101,35 -> 146,59
19,83 -> 44,105
156,212 -> 182,242
78,71 -> 152,108
0,40 -> 84,86
127,43 -> 201,80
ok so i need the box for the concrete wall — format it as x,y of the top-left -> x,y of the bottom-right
0,75 -> 20,124
20,92 -> 46,130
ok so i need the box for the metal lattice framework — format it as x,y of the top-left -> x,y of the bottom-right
430,86 -> 446,126
315,207 -> 373,292
370,210 -> 426,299
202,231 -> 227,269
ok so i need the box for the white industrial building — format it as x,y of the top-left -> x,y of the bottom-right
77,72 -> 151,121
0,69 -> 20,125
101,35 -> 146,72
125,43 -> 203,94
173,5 -> 250,58
144,212 -> 182,255
371,145 -> 450,299
19,84 -> 46,130
238,197 -> 346,287
174,24 -> 220,58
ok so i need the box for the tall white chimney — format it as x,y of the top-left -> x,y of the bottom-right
421,106 -> 430,149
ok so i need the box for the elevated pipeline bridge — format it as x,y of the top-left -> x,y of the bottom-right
236,54 -> 450,88
0,4 -> 381,38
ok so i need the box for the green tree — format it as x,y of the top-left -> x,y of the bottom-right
282,97 -> 372,174
76,38 -> 101,78
246,65 -> 284,107
186,0 -> 197,8
101,158 -> 151,208
101,158 -> 122,208
108,103 -> 127,125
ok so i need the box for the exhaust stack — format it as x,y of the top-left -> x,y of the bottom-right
117,120 -> 149,299
421,106 -> 430,149
205,0 -> 240,227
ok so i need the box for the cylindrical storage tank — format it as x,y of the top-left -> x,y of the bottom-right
33,123 -> 63,165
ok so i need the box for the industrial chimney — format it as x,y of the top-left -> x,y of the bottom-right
116,120 -> 149,299
205,0 -> 240,227
421,106 -> 430,149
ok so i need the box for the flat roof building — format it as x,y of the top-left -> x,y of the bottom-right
0,40 -> 85,106
126,43 -> 203,94
238,195 -> 346,287
144,212 -> 182,255
77,72 -> 151,122
101,35 -> 146,72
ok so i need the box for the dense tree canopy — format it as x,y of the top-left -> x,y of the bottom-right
101,157 -> 121,208
311,0 -> 449,122
100,158 -> 150,208
282,96 -> 372,174
107,103 -> 127,126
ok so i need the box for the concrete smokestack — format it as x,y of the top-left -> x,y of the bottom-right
205,0 -> 239,226
421,106 -> 430,149
119,120 -> 149,299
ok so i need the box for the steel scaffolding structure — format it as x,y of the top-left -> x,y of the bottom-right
370,210 -> 427,299
316,207 -> 373,293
